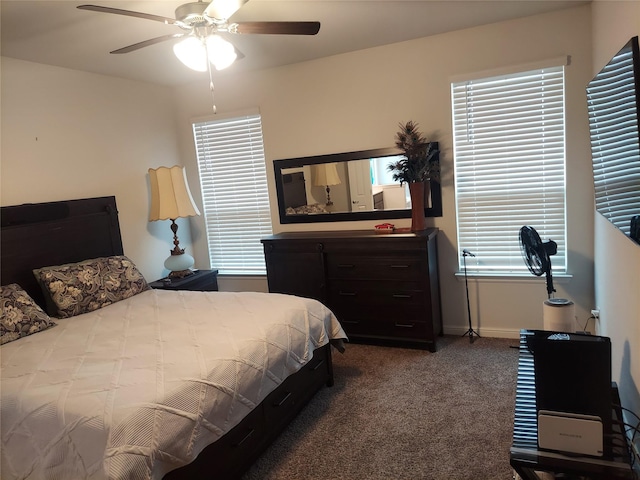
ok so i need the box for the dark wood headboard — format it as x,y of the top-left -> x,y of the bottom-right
1,196 -> 124,309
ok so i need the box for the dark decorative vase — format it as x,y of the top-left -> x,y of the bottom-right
409,181 -> 427,232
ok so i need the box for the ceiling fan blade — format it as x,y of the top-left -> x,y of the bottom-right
111,34 -> 184,54
231,21 -> 321,35
77,5 -> 179,25
204,0 -> 248,21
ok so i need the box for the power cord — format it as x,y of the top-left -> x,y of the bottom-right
582,314 -> 596,332
613,403 -> 640,478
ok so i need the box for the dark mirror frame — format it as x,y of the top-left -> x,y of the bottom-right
274,147 -> 442,224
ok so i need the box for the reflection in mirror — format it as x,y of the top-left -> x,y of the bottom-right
587,36 -> 640,244
274,147 -> 442,224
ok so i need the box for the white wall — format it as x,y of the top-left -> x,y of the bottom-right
590,0 -> 640,455
175,5 -> 595,337
0,57 -> 188,281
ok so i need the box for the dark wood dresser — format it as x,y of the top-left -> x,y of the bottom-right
261,229 -> 442,351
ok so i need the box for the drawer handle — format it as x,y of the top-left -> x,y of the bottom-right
390,265 -> 410,268
339,291 -> 357,296
342,320 -> 360,325
392,294 -> 412,299
311,359 -> 326,371
395,322 -> 414,328
337,264 -> 355,269
235,428 -> 255,447
274,391 -> 292,407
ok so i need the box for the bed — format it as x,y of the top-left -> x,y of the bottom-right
0,196 -> 347,480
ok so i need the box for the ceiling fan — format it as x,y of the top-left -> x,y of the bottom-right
77,0 -> 321,71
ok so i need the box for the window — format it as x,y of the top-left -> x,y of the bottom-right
451,64 -> 567,274
370,155 -> 403,186
192,112 -> 272,275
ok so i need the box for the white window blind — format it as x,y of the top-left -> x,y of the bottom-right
587,42 -> 640,237
193,113 -> 272,275
452,65 -> 567,274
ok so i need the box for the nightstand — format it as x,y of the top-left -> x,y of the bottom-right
149,269 -> 219,292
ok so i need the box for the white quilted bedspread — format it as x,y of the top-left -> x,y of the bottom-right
1,289 -> 346,480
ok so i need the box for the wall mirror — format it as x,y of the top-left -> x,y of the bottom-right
274,147 -> 442,224
587,36 -> 640,244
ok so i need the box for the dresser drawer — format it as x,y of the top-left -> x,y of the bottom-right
330,301 -> 428,322
339,316 -> 431,340
327,254 -> 426,281
328,280 -> 427,308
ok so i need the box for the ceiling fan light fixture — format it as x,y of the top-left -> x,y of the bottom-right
206,35 -> 237,70
173,36 -> 208,71
173,34 -> 236,72
204,0 -> 247,22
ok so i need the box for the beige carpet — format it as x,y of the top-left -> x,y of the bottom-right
242,335 -> 520,480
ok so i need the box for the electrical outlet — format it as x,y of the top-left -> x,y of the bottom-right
591,309 -> 600,320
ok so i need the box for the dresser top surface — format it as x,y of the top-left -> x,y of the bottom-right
262,228 -> 438,242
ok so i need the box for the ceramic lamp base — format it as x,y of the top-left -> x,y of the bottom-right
164,252 -> 195,278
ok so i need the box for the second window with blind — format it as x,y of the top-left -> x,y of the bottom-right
192,112 -> 273,276
451,63 -> 567,275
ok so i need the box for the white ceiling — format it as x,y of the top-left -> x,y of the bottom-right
1,0 -> 588,87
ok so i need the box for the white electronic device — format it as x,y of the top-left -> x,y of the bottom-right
538,410 -> 604,457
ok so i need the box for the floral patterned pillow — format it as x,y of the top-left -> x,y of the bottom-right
1,283 -> 56,345
33,256 -> 150,318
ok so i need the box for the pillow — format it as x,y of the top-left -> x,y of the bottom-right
285,203 -> 328,215
0,283 -> 56,345
33,255 -> 150,318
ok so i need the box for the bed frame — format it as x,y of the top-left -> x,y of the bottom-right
1,196 -> 335,480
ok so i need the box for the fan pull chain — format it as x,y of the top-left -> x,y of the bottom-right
205,41 -> 217,114
210,78 -> 216,114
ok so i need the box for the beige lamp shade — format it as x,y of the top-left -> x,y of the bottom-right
312,163 -> 341,187
311,162 -> 341,206
148,166 -> 201,221
148,165 -> 201,278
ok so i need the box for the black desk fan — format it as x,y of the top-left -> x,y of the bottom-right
519,226 -> 557,298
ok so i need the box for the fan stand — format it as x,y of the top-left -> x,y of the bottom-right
545,268 -> 556,299
461,250 -> 481,343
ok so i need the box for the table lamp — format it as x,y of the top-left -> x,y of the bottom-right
148,165 -> 201,278
312,163 -> 341,206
